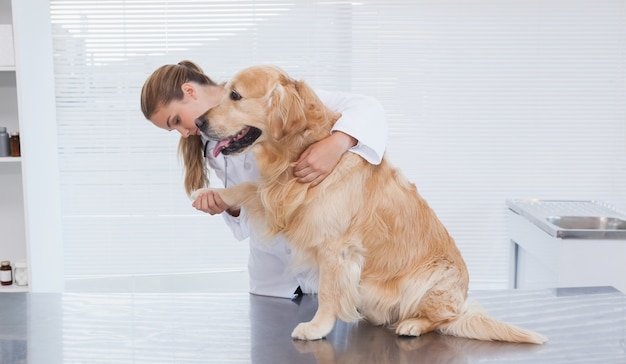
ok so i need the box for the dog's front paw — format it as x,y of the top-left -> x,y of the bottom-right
291,321 -> 333,341
189,188 -> 212,201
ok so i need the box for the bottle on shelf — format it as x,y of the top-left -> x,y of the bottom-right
9,132 -> 20,157
13,260 -> 28,286
0,127 -> 10,157
0,261 -> 13,286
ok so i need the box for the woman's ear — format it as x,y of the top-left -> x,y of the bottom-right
181,82 -> 197,99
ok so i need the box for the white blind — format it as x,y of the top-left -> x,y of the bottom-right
51,0 -> 626,290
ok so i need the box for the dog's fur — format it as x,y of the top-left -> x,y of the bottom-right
192,65 -> 547,344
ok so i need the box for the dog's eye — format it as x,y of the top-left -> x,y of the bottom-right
230,90 -> 242,101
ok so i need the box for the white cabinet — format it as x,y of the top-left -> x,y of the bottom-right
0,0 -> 63,292
508,208 -> 626,294
0,0 -> 27,292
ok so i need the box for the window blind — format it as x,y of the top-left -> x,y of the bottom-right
51,0 -> 626,291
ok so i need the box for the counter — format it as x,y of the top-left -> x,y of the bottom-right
506,199 -> 626,239
0,287 -> 624,363
507,199 -> 626,293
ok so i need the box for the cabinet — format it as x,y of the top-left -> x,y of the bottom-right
0,0 -> 63,292
0,0 -> 27,292
507,206 -> 626,294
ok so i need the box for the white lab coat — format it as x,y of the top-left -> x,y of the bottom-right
204,89 -> 388,298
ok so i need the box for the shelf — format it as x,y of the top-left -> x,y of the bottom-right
0,285 -> 28,293
0,66 -> 16,72
0,157 -> 21,163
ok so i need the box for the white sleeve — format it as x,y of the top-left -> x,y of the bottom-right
316,89 -> 388,165
205,146 -> 251,241
221,208 -> 250,241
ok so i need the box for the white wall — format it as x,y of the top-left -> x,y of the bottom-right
26,0 -> 626,291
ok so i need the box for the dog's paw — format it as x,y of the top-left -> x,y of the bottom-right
189,188 -> 212,201
395,319 -> 425,337
291,322 -> 332,341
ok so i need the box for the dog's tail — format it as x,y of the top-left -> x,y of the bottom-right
437,299 -> 547,344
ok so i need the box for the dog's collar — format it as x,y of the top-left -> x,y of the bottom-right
203,140 -> 210,158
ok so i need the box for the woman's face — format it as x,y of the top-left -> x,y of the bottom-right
150,83 -> 221,138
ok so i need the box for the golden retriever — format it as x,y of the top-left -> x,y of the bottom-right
192,65 -> 547,344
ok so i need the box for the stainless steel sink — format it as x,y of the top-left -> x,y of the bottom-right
506,199 -> 626,239
545,216 -> 626,230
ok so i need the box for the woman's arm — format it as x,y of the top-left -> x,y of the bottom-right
192,184 -> 250,241
192,149 -> 251,241
294,89 -> 388,185
319,89 -> 387,164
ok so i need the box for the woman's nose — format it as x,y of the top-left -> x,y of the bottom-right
176,126 -> 191,137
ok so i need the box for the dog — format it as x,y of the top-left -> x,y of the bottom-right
192,65 -> 547,344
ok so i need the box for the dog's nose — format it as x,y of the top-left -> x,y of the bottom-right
195,116 -> 208,130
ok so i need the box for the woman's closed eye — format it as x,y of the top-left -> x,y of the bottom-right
167,117 -> 180,131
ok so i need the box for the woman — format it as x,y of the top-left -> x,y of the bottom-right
141,60 -> 387,298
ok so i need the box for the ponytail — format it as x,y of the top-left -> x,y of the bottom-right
179,135 -> 208,195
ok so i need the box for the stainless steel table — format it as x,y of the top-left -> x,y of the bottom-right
0,286 -> 624,363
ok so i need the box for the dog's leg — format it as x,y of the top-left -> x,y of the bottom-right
291,291 -> 339,341
291,238 -> 364,341
190,182 -> 257,208
395,266 -> 466,337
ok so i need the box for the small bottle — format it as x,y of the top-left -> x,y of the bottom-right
13,260 -> 28,286
9,132 -> 20,157
0,127 -> 10,157
0,261 -> 13,286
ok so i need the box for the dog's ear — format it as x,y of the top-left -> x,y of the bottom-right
268,79 -> 307,140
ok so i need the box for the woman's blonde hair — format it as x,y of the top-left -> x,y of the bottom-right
140,60 -> 217,195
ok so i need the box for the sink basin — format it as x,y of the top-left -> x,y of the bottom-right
546,216 -> 626,230
506,200 -> 626,239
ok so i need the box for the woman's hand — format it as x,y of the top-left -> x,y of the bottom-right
192,190 -> 240,217
294,131 -> 357,187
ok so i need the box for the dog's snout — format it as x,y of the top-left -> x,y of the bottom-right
195,115 -> 208,130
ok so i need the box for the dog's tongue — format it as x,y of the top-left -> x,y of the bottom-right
212,127 -> 251,158
213,139 -> 231,158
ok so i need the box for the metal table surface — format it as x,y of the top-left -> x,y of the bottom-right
0,286 -> 624,363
